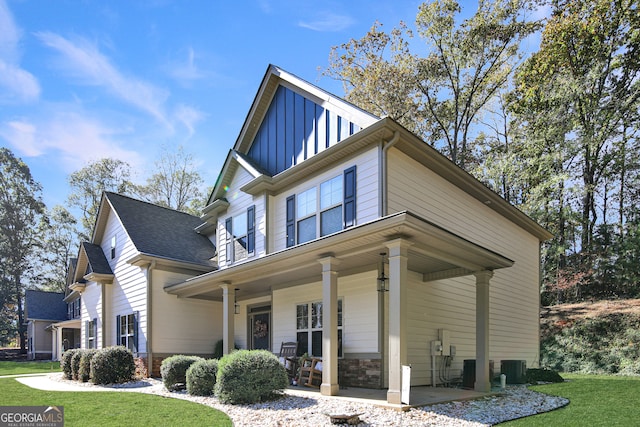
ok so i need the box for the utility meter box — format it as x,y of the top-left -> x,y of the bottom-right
439,329 -> 451,356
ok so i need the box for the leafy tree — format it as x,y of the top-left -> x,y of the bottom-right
67,158 -> 133,241
519,0 -> 640,259
36,205 -> 78,293
135,146 -> 204,214
0,148 -> 46,350
325,0 -> 540,169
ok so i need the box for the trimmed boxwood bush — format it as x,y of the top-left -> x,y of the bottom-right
161,355 -> 204,391
215,350 -> 288,404
71,350 -> 84,380
78,349 -> 99,382
186,359 -> 218,396
526,368 -> 564,383
90,346 -> 135,385
61,349 -> 80,380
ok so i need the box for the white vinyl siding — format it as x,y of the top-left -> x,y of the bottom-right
81,282 -> 102,350
151,270 -> 222,354
272,148 -> 379,253
271,270 -> 379,356
217,166 -> 266,266
102,209 -> 147,354
387,149 -> 541,371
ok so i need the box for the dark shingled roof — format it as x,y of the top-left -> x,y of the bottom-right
81,242 -> 113,275
105,192 -> 216,265
25,290 -> 67,321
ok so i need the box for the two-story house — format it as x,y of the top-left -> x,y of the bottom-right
163,65 -> 552,404
66,192 -> 218,375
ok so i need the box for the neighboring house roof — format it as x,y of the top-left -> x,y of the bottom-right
99,192 -> 216,266
25,290 -> 67,322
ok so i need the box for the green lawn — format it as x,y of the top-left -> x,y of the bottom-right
0,360 -> 60,375
0,378 -> 232,426
502,374 -> 640,426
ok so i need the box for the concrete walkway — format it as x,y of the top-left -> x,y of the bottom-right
3,373 -> 156,393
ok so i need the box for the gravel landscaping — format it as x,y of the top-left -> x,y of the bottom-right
46,373 -> 568,426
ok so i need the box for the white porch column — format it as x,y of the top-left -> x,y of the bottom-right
220,283 -> 235,355
319,256 -> 340,396
386,239 -> 411,404
474,270 -> 493,392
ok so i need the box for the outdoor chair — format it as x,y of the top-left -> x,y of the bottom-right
298,356 -> 322,387
278,341 -> 298,382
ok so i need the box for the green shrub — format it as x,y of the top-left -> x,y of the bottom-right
212,339 -> 238,359
61,349 -> 80,380
186,359 -> 218,396
90,346 -> 135,385
161,355 -> 204,391
541,313 -> 640,375
525,368 -> 564,383
78,349 -> 99,382
215,350 -> 288,404
71,350 -> 84,380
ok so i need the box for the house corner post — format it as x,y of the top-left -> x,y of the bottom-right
220,283 -> 235,355
319,255 -> 340,396
474,270 -> 493,393
386,239 -> 411,404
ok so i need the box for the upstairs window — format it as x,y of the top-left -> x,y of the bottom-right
224,206 -> 255,264
286,166 -> 356,247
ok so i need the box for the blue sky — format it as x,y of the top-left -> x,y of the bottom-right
0,0 -> 540,210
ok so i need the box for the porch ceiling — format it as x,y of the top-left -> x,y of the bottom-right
164,211 -> 514,301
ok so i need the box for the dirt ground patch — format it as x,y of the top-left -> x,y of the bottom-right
540,299 -> 640,337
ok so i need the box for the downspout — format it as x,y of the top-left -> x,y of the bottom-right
377,131 -> 399,388
379,131 -> 400,217
147,261 -> 157,377
101,284 -> 106,348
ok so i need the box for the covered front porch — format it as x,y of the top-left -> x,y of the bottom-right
165,211 -> 513,404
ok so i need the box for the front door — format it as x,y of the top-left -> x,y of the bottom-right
248,305 -> 271,351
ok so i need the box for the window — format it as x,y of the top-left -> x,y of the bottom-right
111,236 -> 116,259
117,313 -> 138,353
286,166 -> 356,247
296,299 -> 343,358
69,298 -> 81,319
224,206 -> 255,264
86,318 -> 97,349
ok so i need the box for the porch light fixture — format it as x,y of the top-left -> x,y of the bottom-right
377,252 -> 388,292
234,288 -> 240,314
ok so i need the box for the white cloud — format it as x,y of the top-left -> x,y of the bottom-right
173,104 -> 205,137
0,110 -> 144,172
35,31 -> 169,123
168,47 -> 205,83
298,12 -> 354,32
0,0 -> 40,103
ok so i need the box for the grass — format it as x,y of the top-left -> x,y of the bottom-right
0,360 -> 60,375
502,374 -> 640,426
0,361 -> 231,426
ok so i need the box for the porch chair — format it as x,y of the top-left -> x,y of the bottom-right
298,356 -> 322,388
278,341 -> 299,382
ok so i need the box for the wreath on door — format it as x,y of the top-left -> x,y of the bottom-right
254,320 -> 268,339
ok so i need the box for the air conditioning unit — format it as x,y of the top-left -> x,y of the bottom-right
500,360 -> 527,384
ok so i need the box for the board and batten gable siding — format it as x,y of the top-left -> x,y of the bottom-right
271,148 -> 379,253
386,149 -> 541,368
101,208 -> 148,353
152,269 -> 221,354
217,165 -> 265,266
271,270 -> 379,356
